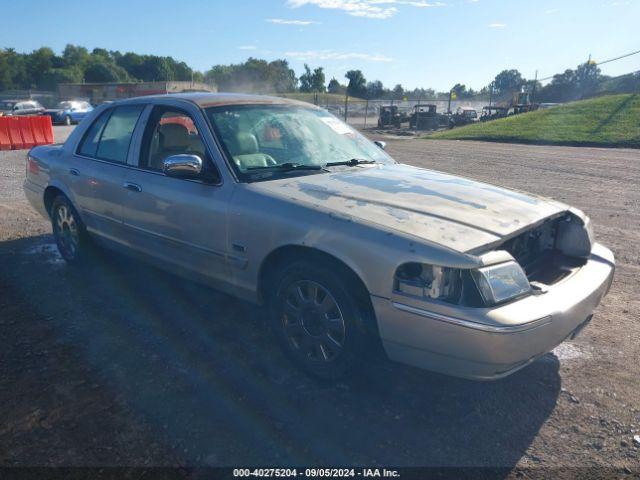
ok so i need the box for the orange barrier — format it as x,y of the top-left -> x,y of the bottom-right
0,119 -> 10,151
18,117 -> 36,148
6,117 -> 24,149
0,116 -> 54,150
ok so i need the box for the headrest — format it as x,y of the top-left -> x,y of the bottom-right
160,123 -> 190,149
235,132 -> 259,155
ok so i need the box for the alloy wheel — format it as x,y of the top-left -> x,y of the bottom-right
280,280 -> 346,362
54,204 -> 79,259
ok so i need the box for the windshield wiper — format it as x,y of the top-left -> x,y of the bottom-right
247,162 -> 325,172
325,158 -> 378,167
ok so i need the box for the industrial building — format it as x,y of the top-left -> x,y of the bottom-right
58,81 -> 216,104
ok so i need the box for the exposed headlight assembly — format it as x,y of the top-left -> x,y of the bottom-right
470,261 -> 531,306
555,210 -> 593,258
395,263 -> 462,302
395,260 -> 531,307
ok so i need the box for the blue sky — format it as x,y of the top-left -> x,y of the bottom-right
0,0 -> 638,90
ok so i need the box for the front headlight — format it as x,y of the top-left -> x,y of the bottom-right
470,261 -> 531,306
395,260 -> 531,307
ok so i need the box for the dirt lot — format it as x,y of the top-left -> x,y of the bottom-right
0,126 -> 638,476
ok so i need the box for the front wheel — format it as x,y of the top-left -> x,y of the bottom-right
269,260 -> 371,380
51,196 -> 92,265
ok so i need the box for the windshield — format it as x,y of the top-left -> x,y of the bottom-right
206,104 -> 394,182
0,102 -> 15,110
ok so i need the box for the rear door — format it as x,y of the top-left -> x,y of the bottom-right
121,103 -> 234,287
71,104 -> 145,244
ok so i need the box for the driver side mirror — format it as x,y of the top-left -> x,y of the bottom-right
162,154 -> 219,184
374,140 -> 386,150
163,154 -> 203,179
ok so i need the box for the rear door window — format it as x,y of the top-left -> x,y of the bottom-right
95,105 -> 144,163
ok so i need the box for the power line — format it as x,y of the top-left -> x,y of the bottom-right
537,48 -> 640,82
596,49 -> 640,66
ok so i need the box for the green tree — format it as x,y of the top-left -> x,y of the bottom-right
299,64 -> 314,92
493,69 -> 525,95
345,70 -> 366,98
27,47 -> 56,89
84,58 -> 130,83
311,66 -> 326,92
365,80 -> 384,99
392,83 -> 404,100
40,67 -> 83,90
62,44 -> 90,68
575,61 -> 602,98
327,77 -> 344,94
204,57 -> 296,93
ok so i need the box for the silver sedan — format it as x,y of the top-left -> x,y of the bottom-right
24,93 -> 614,381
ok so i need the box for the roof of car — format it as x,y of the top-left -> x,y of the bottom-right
114,92 -> 316,109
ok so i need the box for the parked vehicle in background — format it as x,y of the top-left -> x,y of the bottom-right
451,107 -> 478,126
23,93 -> 615,381
0,100 -> 45,116
480,105 -> 509,122
43,100 -> 93,125
409,104 -> 450,130
377,105 -> 403,128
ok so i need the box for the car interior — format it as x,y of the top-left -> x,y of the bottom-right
147,114 -> 206,171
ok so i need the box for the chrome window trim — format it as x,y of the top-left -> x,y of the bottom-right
71,152 -> 223,187
391,301 -> 552,333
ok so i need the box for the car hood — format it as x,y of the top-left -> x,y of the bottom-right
252,163 -> 567,253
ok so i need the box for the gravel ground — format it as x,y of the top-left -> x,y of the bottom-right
0,126 -> 638,476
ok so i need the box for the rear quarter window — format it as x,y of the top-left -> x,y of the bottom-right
78,109 -> 111,158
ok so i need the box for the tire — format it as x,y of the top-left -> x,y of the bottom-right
50,195 -> 93,265
269,260 -> 371,381
64,115 -> 72,126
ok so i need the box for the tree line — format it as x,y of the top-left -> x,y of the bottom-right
1,44 -> 637,103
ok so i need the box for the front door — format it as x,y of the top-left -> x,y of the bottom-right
121,106 -> 233,287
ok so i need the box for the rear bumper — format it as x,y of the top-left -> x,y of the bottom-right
373,243 -> 615,380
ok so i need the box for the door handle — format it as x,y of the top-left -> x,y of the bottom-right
69,168 -> 80,176
123,182 -> 142,192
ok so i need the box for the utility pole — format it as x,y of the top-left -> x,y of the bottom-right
364,98 -> 369,129
531,70 -> 538,103
447,89 -> 453,114
344,92 -> 348,122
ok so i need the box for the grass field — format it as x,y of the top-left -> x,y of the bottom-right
428,93 -> 640,148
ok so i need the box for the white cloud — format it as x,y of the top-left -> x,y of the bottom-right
545,8 -> 559,13
287,0 -> 445,20
266,18 -> 320,25
488,22 -> 506,28
285,49 -> 394,62
238,45 -> 257,50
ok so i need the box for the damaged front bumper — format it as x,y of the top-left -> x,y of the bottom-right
372,243 -> 615,380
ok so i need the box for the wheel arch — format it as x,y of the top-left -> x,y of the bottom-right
43,185 -> 66,217
257,244 -> 383,348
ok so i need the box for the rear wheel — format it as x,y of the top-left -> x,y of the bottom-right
269,260 -> 371,380
51,196 -> 92,265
